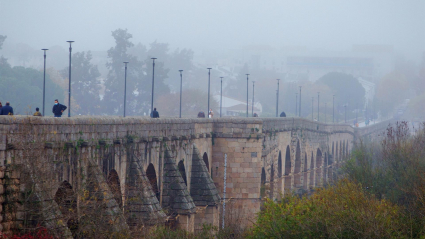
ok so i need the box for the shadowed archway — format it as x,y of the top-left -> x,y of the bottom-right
146,163 -> 159,200
107,169 -> 123,208
178,160 -> 187,186
203,152 -> 209,172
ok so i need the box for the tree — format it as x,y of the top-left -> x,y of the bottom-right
60,51 -> 101,115
317,72 -> 365,110
103,29 -> 139,115
155,88 -> 218,117
103,29 -> 170,116
0,35 -> 6,50
0,64 -> 64,115
376,72 -> 409,117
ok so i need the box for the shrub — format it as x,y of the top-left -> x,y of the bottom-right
250,179 -> 405,239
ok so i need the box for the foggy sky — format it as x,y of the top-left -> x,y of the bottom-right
1,0 -> 424,60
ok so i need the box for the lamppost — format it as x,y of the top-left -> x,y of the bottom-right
325,102 -> 327,123
344,104 -> 347,123
207,68 -> 212,116
295,93 -> 298,117
179,70 -> 183,118
220,77 -> 223,117
123,62 -> 129,117
317,92 -> 320,122
246,74 -> 249,117
276,79 -> 280,117
333,95 -> 335,123
41,49 -> 48,116
66,41 -> 74,117
150,58 -> 156,117
299,86 -> 302,117
252,81 -> 255,117
311,97 -> 314,121
356,103 -> 359,125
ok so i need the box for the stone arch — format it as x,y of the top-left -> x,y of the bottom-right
54,181 -> 77,235
284,145 -> 291,175
178,160 -> 187,186
303,152 -> 308,190
107,169 -> 122,208
316,148 -> 322,168
277,151 -> 282,178
294,141 -> 301,174
146,163 -> 159,200
270,164 -> 274,198
309,152 -> 314,187
315,149 -> 323,186
203,152 -> 209,172
294,141 -> 302,189
323,152 -> 328,184
335,141 -> 338,163
346,140 -> 349,158
260,167 -> 266,198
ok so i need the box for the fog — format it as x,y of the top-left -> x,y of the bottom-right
0,0 -> 424,119
1,0 -> 423,56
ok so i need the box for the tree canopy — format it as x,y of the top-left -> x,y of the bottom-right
316,72 -> 365,110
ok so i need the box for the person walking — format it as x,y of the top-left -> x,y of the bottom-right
33,107 -> 42,116
209,109 -> 214,118
152,107 -> 160,118
52,99 -> 67,117
0,102 -> 13,115
0,102 -> 2,111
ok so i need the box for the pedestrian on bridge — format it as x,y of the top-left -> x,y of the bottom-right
0,102 -> 14,115
33,107 -> 42,116
52,99 -> 67,117
151,107 -> 160,118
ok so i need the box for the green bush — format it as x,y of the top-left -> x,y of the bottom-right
250,179 -> 405,239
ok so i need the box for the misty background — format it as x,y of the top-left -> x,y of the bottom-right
0,0 -> 424,121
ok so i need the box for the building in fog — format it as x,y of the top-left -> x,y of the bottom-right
213,95 -> 262,116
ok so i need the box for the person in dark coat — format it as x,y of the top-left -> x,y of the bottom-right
197,111 -> 205,118
280,111 -> 286,117
152,107 -> 160,118
0,102 -> 13,115
52,99 -> 67,117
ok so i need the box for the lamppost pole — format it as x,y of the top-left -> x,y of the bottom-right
356,103 -> 359,125
276,79 -> 280,117
312,97 -> 314,121
345,105 -> 347,123
150,58 -> 156,117
299,86 -> 302,117
123,62 -> 129,117
41,49 -> 48,116
179,70 -> 183,118
252,81 -> 255,116
207,68 -> 212,117
325,102 -> 327,123
317,92 -> 320,122
66,41 -> 74,117
220,77 -> 223,117
333,95 -> 335,123
246,74 -> 249,117
295,93 -> 298,117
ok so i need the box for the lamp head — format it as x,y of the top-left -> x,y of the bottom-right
66,41 -> 74,44
41,49 -> 49,51
179,70 -> 183,72
123,61 -> 129,64
207,68 -> 212,70
151,57 -> 157,60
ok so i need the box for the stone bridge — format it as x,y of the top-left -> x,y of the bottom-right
0,116 -> 389,237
